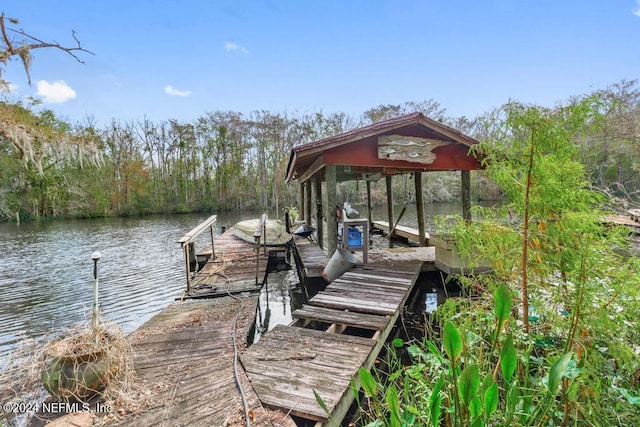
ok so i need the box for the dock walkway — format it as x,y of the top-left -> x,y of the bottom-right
372,220 -> 429,245
102,220 -> 427,426
242,261 -> 422,424
604,213 -> 640,234
185,227 -> 272,299
108,297 -> 264,426
291,237 -> 327,282
103,226 -> 295,426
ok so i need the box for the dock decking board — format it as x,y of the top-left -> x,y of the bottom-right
243,262 -> 422,425
308,293 -> 399,315
339,268 -> 418,284
372,220 -> 430,244
242,325 -> 372,422
186,227 -> 273,298
107,297 -> 268,426
293,238 -> 327,279
292,305 -> 390,330
329,280 -> 411,294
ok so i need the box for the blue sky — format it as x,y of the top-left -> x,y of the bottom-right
3,1 -> 640,127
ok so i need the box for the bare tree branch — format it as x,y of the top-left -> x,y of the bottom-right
0,12 -> 94,85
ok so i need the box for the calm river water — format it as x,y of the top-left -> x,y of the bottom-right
0,202 -> 472,364
0,212 -> 258,363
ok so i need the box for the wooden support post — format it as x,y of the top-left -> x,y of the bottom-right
366,180 -> 373,225
462,170 -> 472,222
209,225 -> 216,259
255,238 -> 260,285
314,174 -> 324,249
184,245 -> 192,293
262,220 -> 267,256
325,165 -> 338,257
415,172 -> 426,246
305,181 -> 312,227
254,213 -> 267,285
299,182 -> 305,222
386,175 -> 394,230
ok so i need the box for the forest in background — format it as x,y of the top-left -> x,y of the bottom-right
1,80 -> 639,222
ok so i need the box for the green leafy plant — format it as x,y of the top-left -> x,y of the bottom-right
357,99 -> 640,426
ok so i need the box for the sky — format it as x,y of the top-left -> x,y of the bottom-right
2,1 -> 640,127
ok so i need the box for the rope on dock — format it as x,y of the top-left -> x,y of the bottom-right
178,248 -> 253,424
226,278 -> 251,427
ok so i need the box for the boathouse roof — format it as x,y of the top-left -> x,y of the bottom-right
285,112 -> 482,183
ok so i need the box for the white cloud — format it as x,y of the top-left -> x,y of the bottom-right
634,0 -> 640,16
36,80 -> 77,103
224,41 -> 249,54
164,85 -> 191,97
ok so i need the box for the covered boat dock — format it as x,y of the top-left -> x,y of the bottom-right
284,111 -> 483,259
239,113 -> 486,424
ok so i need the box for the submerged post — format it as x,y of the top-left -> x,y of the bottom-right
91,251 -> 101,343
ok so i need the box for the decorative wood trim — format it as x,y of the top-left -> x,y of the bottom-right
378,135 -> 448,164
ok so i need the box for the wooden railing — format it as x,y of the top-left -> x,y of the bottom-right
177,214 -> 217,293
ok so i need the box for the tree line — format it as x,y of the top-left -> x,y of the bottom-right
0,81 -> 639,222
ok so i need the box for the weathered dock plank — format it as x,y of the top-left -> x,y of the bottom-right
104,297 -> 276,426
242,325 -> 372,423
185,227 -> 272,298
325,281 -> 409,297
243,262 -> 422,425
292,305 -> 389,330
340,267 -> 418,284
309,293 -> 399,315
293,238 -> 327,279
321,285 -> 407,305
604,214 -> 640,233
372,220 -> 430,244
367,241 -> 436,269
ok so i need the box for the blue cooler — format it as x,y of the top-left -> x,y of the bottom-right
347,227 -> 362,246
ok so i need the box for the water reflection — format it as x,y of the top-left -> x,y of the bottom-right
0,213 -> 248,362
0,202 -> 482,362
249,261 -> 301,344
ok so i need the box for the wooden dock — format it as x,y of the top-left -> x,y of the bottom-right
604,213 -> 640,234
97,216 -> 430,426
106,297 -> 263,426
291,237 -> 327,281
372,220 -> 430,245
242,261 -> 422,425
184,226 -> 273,299
101,217 -> 297,426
